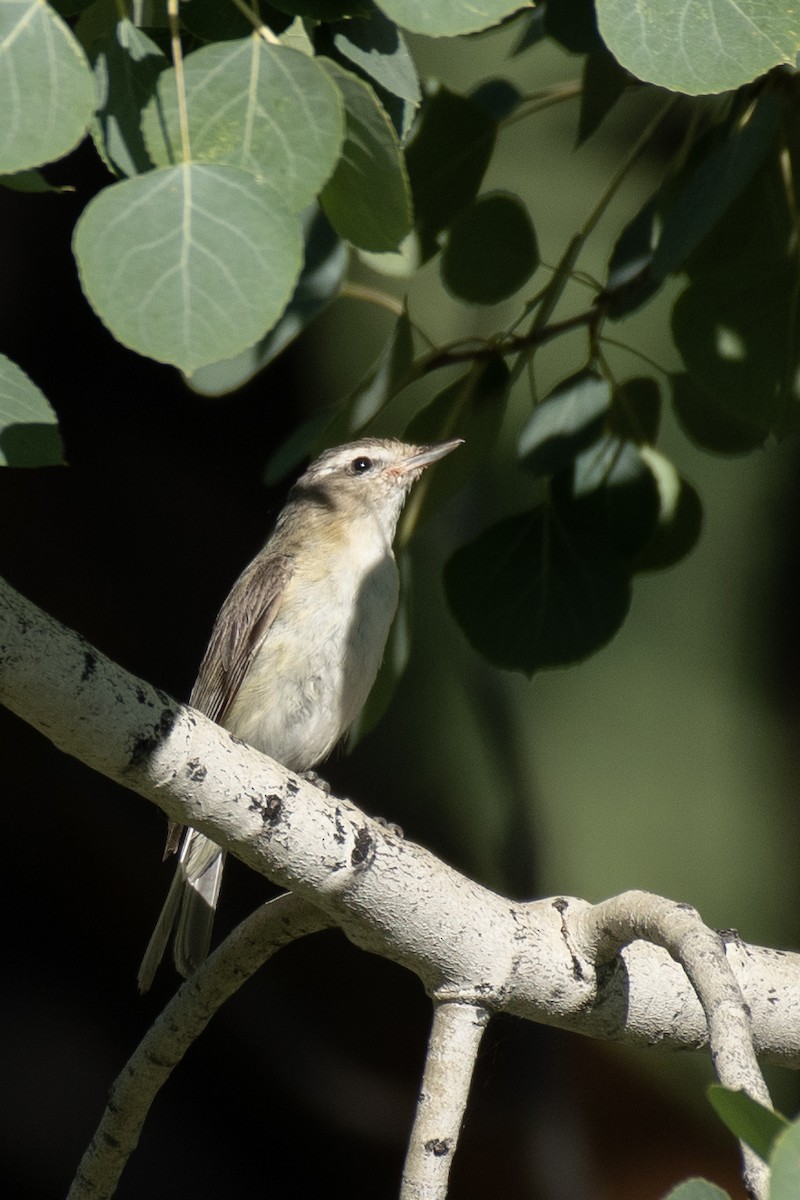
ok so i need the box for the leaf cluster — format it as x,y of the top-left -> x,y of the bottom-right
2,0 -> 800,676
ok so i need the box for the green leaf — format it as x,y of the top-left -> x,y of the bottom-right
319,58 -> 412,251
405,86 -> 497,257
671,373 -> 766,454
596,0 -> 800,94
376,0 -> 532,37
518,370 -> 611,477
652,95 -> 780,281
86,18 -> 166,177
610,376 -> 661,444
469,78 -> 523,121
605,194 -> 660,317
769,1116 -> 800,1200
577,43 -> 630,145
707,1085 -> 788,1161
0,0 -> 96,172
671,263 -> 800,434
660,1180 -> 731,1200
143,38 -> 343,213
544,0 -> 601,53
270,0 -> 373,17
0,355 -> 64,467
445,504 -> 631,674
441,191 -> 538,305
629,453 -> 703,572
330,11 -> 421,104
403,358 -> 510,523
73,163 -> 303,373
569,434 -> 661,558
187,207 -> 347,396
0,168 -> 68,192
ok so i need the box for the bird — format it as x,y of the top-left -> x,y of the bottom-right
137,435 -> 463,991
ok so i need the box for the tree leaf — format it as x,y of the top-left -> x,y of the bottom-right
0,0 -> 96,172
577,43 -> 630,145
518,369 -> 611,477
441,191 -> 538,305
605,193 -> 660,317
405,85 -> 497,258
330,10 -> 421,104
445,504 -> 631,674
187,207 -> 347,396
73,163 -> 302,373
319,58 -> 412,251
707,1085 -> 788,1161
376,0 -> 533,38
569,434 -> 661,558
596,0 -> 799,95
143,38 -> 344,213
768,1115 -> 800,1200
671,262 -> 800,434
652,94 -> 780,282
85,18 -> 166,177
0,355 -> 64,467
544,0 -> 601,53
610,376 -> 661,444
629,454 -> 703,572
661,1180 -> 731,1200
671,373 -> 766,454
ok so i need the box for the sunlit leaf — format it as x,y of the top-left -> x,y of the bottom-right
73,164 -> 302,372
707,1085 -> 788,1161
376,0 -> 532,37
0,0 -> 96,172
596,0 -> 799,94
320,58 -> 412,251
187,207 -> 347,396
143,38 -> 343,212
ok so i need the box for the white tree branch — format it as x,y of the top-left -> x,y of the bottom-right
400,1001 -> 490,1200
3,576 -> 800,1197
68,892 -> 330,1200
573,892 -> 772,1199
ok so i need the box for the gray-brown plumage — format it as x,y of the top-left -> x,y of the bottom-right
138,436 -> 462,991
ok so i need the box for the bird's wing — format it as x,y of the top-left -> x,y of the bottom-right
189,551 -> 294,724
163,552 -> 293,859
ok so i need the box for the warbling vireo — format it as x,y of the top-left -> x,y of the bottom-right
138,436 -> 462,991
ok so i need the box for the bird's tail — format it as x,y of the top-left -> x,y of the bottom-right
137,831 -> 225,992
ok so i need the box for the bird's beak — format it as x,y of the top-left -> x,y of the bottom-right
395,438 -> 464,475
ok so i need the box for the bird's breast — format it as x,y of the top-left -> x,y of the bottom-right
223,539 -> 400,772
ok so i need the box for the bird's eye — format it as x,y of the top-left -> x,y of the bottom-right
350,456 -> 373,475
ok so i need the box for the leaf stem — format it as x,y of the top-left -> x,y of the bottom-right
231,0 -> 281,42
166,0 -> 191,163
